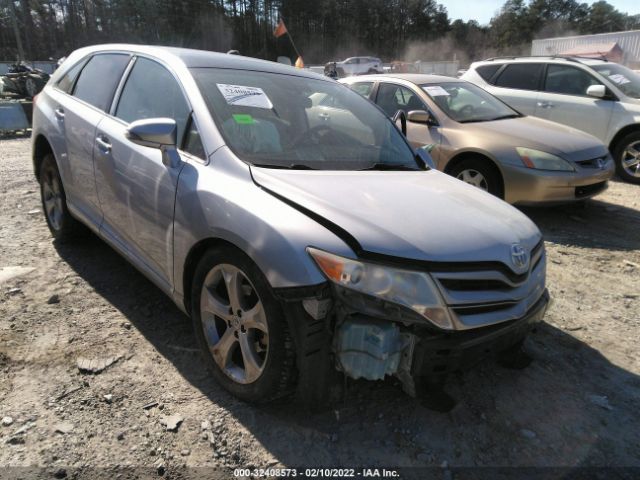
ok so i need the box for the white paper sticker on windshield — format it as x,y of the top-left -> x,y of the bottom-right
422,86 -> 450,96
216,83 -> 273,109
609,74 -> 631,85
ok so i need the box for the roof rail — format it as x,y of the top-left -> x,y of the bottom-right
482,54 -> 607,63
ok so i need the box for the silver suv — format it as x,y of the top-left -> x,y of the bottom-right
463,56 -> 640,184
33,45 -> 548,405
328,57 -> 384,77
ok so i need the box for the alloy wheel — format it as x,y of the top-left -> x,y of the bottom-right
42,168 -> 64,231
200,264 -> 269,384
457,169 -> 488,191
621,141 -> 640,178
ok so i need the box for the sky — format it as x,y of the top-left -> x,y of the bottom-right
442,0 -> 640,25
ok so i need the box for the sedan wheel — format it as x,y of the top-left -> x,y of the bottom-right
613,132 -> 640,185
456,169 -> 488,191
621,141 -> 640,179
200,264 -> 269,384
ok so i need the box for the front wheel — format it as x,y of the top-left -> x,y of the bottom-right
191,246 -> 296,403
613,132 -> 640,184
448,158 -> 503,198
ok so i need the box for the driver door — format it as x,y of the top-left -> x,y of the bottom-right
375,82 -> 441,156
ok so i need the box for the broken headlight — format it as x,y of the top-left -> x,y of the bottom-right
307,247 -> 453,329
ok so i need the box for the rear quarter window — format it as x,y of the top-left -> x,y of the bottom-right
476,64 -> 502,83
57,60 -> 86,93
72,53 -> 131,112
494,63 -> 543,91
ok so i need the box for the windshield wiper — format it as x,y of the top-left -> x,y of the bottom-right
359,163 -> 420,171
486,114 -> 521,121
251,163 -> 317,170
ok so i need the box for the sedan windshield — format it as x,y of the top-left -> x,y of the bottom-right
592,63 -> 640,99
421,82 -> 520,123
191,68 -> 420,170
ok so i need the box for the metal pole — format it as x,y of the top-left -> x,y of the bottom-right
6,0 -> 25,61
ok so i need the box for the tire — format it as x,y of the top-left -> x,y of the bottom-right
448,157 -> 503,198
39,154 -> 84,241
25,77 -> 39,98
612,131 -> 640,184
191,246 -> 296,403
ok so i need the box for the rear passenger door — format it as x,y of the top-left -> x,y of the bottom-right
51,53 -> 131,227
94,56 -> 201,291
488,63 -> 543,115
535,64 -> 614,140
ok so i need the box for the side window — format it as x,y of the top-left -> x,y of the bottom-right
476,64 -> 502,83
182,116 -> 206,159
544,65 -> 600,96
494,63 -> 543,91
350,82 -> 374,98
57,60 -> 86,93
115,57 -> 190,143
72,54 -> 131,111
376,83 -> 425,117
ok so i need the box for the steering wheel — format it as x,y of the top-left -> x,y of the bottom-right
459,104 -> 475,117
290,125 -> 336,147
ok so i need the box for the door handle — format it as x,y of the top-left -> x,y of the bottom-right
536,101 -> 555,109
318,113 -> 330,120
96,135 -> 112,154
54,107 -> 65,120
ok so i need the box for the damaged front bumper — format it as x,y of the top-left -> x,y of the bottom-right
276,281 -> 549,403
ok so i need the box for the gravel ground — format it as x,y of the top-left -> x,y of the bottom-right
1,137 -> 639,479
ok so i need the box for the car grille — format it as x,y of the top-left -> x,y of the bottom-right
432,240 -> 546,330
575,156 -> 609,169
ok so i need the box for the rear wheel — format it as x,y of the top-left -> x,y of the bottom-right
449,158 -> 503,198
39,154 -> 83,241
613,131 -> 640,184
191,246 -> 296,403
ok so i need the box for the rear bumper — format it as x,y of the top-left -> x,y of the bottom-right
412,289 -> 549,378
502,161 -> 614,206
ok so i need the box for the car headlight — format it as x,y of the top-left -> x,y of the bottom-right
307,247 -> 453,329
516,147 -> 575,172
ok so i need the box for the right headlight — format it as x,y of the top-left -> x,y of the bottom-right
307,247 -> 453,329
516,147 -> 575,172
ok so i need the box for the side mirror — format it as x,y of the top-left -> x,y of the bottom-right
586,84 -> 606,99
392,109 -> 407,135
416,146 -> 436,170
408,109 -> 437,126
126,118 -> 180,168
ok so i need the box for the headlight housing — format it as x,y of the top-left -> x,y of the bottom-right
307,247 -> 453,329
516,147 -> 575,172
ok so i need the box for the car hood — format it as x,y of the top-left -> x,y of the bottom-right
251,167 -> 541,269
462,116 -> 607,162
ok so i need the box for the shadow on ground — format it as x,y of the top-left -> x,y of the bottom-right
52,229 -> 640,472
520,187 -> 640,251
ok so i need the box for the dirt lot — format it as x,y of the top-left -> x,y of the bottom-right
1,137 -> 639,479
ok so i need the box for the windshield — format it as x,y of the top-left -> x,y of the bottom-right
592,63 -> 640,99
421,82 -> 520,123
191,68 -> 420,170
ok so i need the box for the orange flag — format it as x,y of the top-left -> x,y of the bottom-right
273,19 -> 288,38
294,56 -> 304,68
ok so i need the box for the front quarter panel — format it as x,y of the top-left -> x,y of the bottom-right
173,147 -> 354,298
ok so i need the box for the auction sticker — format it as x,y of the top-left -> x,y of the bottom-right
608,74 -> 631,85
422,85 -> 450,96
217,84 -> 273,109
